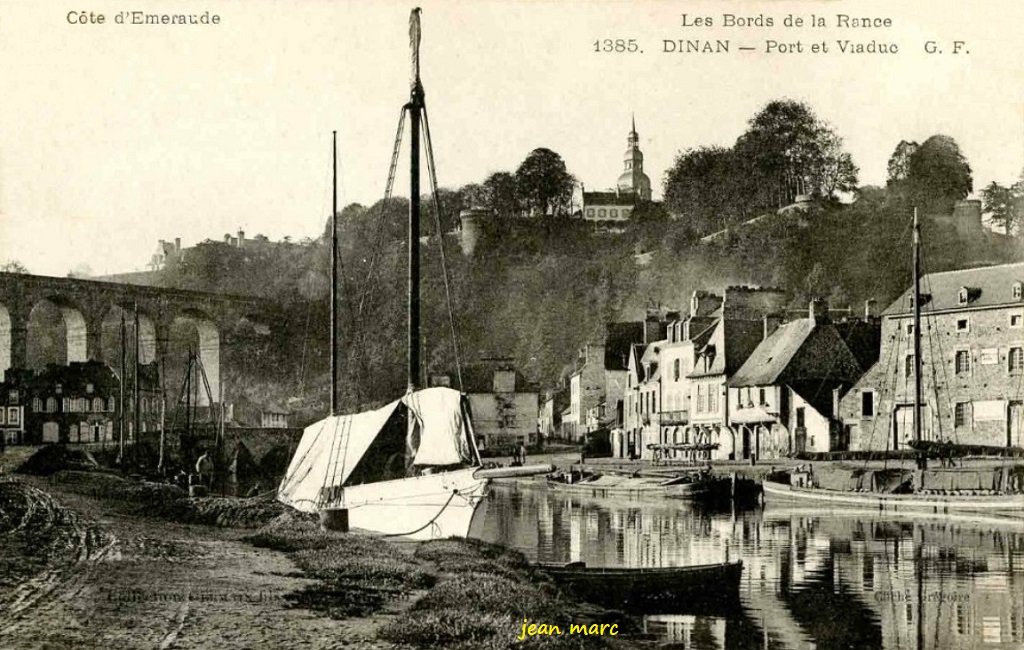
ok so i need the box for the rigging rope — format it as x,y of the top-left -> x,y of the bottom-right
421,105 -> 465,391
382,489 -> 458,538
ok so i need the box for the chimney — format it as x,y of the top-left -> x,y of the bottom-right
158,239 -> 166,250
224,234 -> 231,243
864,298 -> 878,319
237,229 -> 245,247
832,386 -> 842,420
762,314 -> 782,340
174,237 -> 181,251
809,298 -> 829,324
643,314 -> 662,345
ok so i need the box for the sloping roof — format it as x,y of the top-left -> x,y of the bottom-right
605,322 -> 644,370
728,320 -> 815,387
689,319 -> 765,379
834,319 -> 882,371
883,262 -> 1024,315
583,191 -> 636,207
459,364 -> 529,394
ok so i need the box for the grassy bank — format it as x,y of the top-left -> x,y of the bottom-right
246,513 -> 629,649
45,470 -> 285,528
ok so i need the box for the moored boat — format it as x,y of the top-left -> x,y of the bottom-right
545,471 -> 711,499
762,475 -> 1024,515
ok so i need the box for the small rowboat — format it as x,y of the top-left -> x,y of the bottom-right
536,560 -> 743,611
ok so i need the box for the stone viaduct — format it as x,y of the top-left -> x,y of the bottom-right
0,272 -> 272,404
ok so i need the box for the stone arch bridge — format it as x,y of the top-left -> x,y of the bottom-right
0,272 -> 274,405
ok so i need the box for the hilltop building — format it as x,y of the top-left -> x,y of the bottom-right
839,262 -> 1024,451
582,116 -> 653,223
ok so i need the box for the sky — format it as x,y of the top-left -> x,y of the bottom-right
1,0 -> 1022,276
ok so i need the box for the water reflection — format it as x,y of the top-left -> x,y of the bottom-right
470,483 -> 1024,649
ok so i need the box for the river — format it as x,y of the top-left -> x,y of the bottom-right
470,482 -> 1024,649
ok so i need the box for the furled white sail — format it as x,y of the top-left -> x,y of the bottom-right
277,387 -> 476,513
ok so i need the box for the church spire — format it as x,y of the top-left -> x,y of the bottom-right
631,112 -> 636,135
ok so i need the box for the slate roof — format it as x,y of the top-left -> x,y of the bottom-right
728,320 -> 815,387
688,319 -> 765,379
883,262 -> 1024,315
583,191 -> 637,207
605,322 -> 644,370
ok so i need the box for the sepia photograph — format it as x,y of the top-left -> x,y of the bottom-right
1,1 -> 1023,648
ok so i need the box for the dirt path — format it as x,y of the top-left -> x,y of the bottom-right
0,477 -> 404,650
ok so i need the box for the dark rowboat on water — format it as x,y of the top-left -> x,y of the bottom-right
537,560 -> 743,612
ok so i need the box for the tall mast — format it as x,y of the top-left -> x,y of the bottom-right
912,208 -> 923,448
407,8 -> 424,390
330,130 -> 338,415
118,311 -> 126,463
133,302 -> 140,445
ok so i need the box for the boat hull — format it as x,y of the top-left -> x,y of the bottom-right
545,477 -> 710,500
539,560 -> 742,612
331,468 -> 489,540
762,479 -> 1024,516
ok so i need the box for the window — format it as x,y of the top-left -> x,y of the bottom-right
673,359 -> 680,381
0,410 -> 5,425
1011,347 -> 1023,374
108,397 -> 116,412
8,390 -> 17,404
956,318 -> 969,332
759,388 -> 766,406
796,407 -> 805,428
586,208 -> 594,217
598,208 -> 606,218
46,397 -> 56,413
92,397 -> 104,412
709,387 -> 718,413
32,397 -> 42,413
7,408 -> 18,426
696,385 -> 704,413
861,391 -> 875,418
905,354 -> 915,378
86,383 -> 94,394
905,323 -> 914,336
958,288 -> 969,305
1014,282 -> 1022,300
954,402 -> 968,428
1011,312 -> 1023,329
610,209 -> 618,218
955,350 -> 971,374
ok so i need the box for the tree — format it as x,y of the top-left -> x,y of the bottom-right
514,148 -> 575,217
0,260 -> 28,273
481,171 -> 520,219
662,146 -> 739,234
733,100 -> 858,207
886,140 -> 919,186
981,181 -> 1020,235
906,134 -> 972,212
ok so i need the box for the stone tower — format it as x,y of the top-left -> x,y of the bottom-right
616,114 -> 652,201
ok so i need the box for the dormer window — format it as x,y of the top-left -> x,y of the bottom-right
958,286 -> 980,305
1014,282 -> 1023,301
86,383 -> 94,394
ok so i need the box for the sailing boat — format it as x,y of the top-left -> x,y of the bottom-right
762,210 -> 1024,516
277,9 -> 550,540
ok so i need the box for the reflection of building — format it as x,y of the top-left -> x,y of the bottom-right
840,262 -> 1024,450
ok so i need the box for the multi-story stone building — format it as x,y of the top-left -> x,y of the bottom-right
839,263 -> 1024,450
463,361 -> 539,450
565,322 -> 645,441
